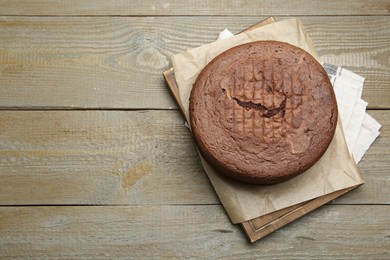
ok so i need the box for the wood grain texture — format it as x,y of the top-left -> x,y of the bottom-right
0,110 -> 388,205
0,205 -> 389,259
0,16 -> 389,109
0,110 -> 217,205
0,0 -> 389,16
0,1 -> 388,255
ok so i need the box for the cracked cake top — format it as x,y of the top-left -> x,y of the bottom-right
189,41 -> 338,185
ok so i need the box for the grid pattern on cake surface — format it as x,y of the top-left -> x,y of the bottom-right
223,61 -> 304,143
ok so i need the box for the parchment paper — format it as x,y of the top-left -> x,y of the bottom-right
171,18 -> 364,224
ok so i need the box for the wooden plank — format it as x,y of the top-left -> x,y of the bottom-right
301,16 -> 390,110
0,16 -> 389,109
0,0 -> 389,16
0,205 -> 389,258
0,110 -> 217,205
0,110 -> 388,205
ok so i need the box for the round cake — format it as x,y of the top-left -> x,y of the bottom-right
189,41 -> 338,185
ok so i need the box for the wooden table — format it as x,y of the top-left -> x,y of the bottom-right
0,1 -> 389,258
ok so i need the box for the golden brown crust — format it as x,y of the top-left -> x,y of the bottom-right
190,41 -> 338,185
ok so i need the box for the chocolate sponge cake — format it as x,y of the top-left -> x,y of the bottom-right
189,41 -> 338,185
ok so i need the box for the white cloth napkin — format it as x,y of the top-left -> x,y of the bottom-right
217,30 -> 381,163
218,29 -> 234,40
324,63 -> 381,163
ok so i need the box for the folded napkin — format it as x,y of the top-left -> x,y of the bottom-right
324,63 -> 381,162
